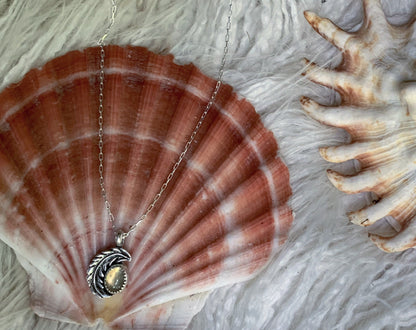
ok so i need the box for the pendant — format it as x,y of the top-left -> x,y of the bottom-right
87,233 -> 131,298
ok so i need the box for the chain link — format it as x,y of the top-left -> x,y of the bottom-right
98,0 -> 117,47
98,0 -> 233,242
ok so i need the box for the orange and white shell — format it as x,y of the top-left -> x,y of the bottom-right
301,0 -> 416,252
0,45 -> 292,328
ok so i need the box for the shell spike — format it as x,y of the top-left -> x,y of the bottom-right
303,61 -> 364,105
300,97 -> 375,131
320,143 -> 367,163
362,0 -> 389,31
304,10 -> 352,51
328,166 -> 400,195
347,206 -> 381,227
303,60 -> 348,89
370,221 -> 416,253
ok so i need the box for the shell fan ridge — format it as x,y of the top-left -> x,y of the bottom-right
0,45 -> 293,328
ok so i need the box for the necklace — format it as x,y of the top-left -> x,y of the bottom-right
87,0 -> 233,298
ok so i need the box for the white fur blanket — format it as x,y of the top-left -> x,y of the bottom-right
1,0 -> 416,329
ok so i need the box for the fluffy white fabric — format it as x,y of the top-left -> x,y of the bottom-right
1,0 -> 416,329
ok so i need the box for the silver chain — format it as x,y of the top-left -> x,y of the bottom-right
97,0 -> 233,242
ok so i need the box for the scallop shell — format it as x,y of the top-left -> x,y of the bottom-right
0,45 -> 292,328
301,0 -> 416,252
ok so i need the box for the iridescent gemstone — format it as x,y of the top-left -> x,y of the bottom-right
104,264 -> 127,295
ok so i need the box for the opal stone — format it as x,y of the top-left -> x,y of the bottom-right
104,265 -> 127,294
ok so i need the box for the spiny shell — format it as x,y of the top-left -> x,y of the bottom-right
301,0 -> 416,252
0,45 -> 292,328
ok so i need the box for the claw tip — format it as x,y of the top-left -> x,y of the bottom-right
304,10 -> 320,26
303,10 -> 314,21
299,96 -> 310,106
319,147 -> 329,159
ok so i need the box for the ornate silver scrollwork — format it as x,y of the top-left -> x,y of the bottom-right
87,247 -> 131,298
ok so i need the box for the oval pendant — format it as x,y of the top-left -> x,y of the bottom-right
87,247 -> 131,298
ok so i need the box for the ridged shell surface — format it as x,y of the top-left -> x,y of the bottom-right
0,45 -> 292,328
301,0 -> 416,252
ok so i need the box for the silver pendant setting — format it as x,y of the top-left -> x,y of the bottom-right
87,247 -> 131,298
